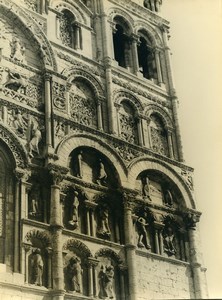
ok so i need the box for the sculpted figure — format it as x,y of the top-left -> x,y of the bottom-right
10,37 -> 25,62
67,256 -> 82,293
29,198 -> 39,217
96,160 -> 107,185
136,213 -> 151,250
77,151 -> 83,178
4,71 -> 26,92
163,226 -> 176,256
10,110 -> 27,136
97,204 -> 111,238
26,116 -> 42,158
31,248 -> 44,286
142,176 -> 151,200
164,189 -> 173,207
98,265 -> 115,299
69,191 -> 79,228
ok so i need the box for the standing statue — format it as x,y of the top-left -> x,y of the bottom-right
29,198 -> 39,217
98,265 -> 115,299
26,117 -> 42,158
164,189 -> 173,207
136,213 -> 151,250
68,191 -> 79,229
142,176 -> 151,200
31,248 -> 44,286
12,110 -> 27,136
77,151 -> 83,178
163,226 -> 176,256
66,256 -> 83,293
96,159 -> 107,185
97,204 -> 111,238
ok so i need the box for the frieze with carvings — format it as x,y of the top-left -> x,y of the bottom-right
58,52 -> 102,77
119,113 -> 138,144
112,77 -> 170,108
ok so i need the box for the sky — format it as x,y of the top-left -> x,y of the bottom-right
162,1 -> 222,298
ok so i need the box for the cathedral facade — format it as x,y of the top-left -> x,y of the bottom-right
0,0 -> 208,299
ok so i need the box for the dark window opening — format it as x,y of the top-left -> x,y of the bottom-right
113,24 -> 128,68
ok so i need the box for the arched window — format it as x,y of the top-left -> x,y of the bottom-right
137,31 -> 157,80
69,79 -> 97,128
118,101 -> 138,144
112,17 -> 132,69
149,114 -> 168,156
60,9 -> 82,49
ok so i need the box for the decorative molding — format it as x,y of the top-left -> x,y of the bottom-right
25,229 -> 51,247
63,238 -> 92,257
95,247 -> 123,264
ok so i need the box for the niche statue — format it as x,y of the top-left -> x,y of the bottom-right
31,248 -> 44,286
97,204 -> 111,239
142,176 -> 151,200
98,265 -> 115,299
164,189 -> 173,207
68,191 -> 79,229
163,226 -> 177,256
136,213 -> 151,250
66,256 -> 83,293
96,159 -> 107,185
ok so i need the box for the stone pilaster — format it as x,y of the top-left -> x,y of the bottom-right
44,73 -> 53,153
123,193 -> 138,300
48,164 -> 68,300
185,213 -> 208,299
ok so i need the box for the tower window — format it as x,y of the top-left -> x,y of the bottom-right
137,35 -> 157,80
113,23 -> 132,69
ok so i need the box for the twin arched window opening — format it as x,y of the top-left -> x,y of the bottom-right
112,22 -> 161,84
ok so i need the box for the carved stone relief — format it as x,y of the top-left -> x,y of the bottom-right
30,248 -> 44,286
119,102 -> 138,144
65,255 -> 83,293
98,265 -> 115,299
96,203 -> 111,239
150,115 -> 168,156
69,80 -> 97,128
10,37 -> 25,62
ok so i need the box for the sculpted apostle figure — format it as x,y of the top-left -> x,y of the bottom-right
69,191 -> 79,229
136,212 -> 151,250
96,159 -> 107,185
31,248 -> 44,286
67,256 -> 83,293
98,265 -> 115,299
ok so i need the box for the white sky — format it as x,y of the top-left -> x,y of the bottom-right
162,0 -> 222,298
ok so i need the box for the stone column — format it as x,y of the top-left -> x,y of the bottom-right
161,25 -> 176,93
44,73 -> 53,151
166,127 -> 174,159
147,117 -> 152,149
22,243 -> 31,283
172,96 -> 184,162
46,247 -> 53,289
154,48 -> 163,85
88,258 -> 99,297
97,100 -> 103,131
130,34 -> 140,74
123,194 -> 138,300
48,164 -> 68,300
185,213 -> 208,299
136,117 -> 144,147
154,221 -> 164,255
119,265 -> 127,300
85,200 -> 97,236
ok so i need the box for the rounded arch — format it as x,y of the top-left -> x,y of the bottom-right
108,7 -> 134,33
62,67 -> 105,100
128,157 -> 195,209
24,229 -> 51,247
134,21 -> 163,48
63,239 -> 92,257
55,133 -> 128,183
113,90 -> 144,113
50,0 -> 87,25
0,123 -> 28,168
95,248 -> 123,265
144,104 -> 174,129
0,1 -> 57,71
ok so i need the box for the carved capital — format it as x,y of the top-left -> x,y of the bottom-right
44,72 -> 52,82
14,168 -> 31,182
48,163 -> 69,185
87,257 -> 99,267
103,57 -> 112,68
183,212 -> 200,230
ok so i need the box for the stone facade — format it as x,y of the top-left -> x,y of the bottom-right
0,0 -> 208,299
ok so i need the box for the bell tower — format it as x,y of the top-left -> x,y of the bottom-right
0,0 -> 208,299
